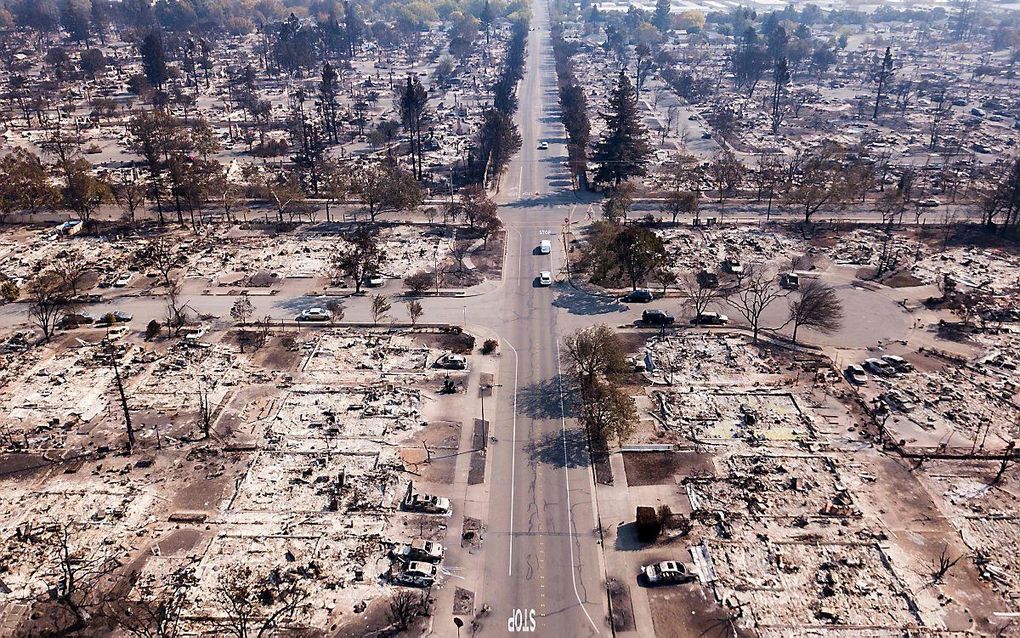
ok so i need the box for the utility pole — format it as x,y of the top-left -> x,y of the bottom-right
108,345 -> 134,454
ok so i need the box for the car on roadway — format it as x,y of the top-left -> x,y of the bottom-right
621,289 -> 654,303
297,307 -> 330,322
863,357 -> 897,377
882,354 -> 914,373
365,274 -> 385,287
538,141 -> 549,150
404,492 -> 451,514
59,311 -> 96,328
539,240 -> 552,254
538,271 -> 552,286
917,197 -> 941,208
844,365 -> 869,385
434,353 -> 467,370
395,561 -> 438,587
642,309 -> 675,326
97,310 -> 133,325
692,311 -> 729,326
392,539 -> 445,563
641,561 -> 695,586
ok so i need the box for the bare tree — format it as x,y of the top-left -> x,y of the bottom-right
326,299 -> 345,325
52,250 -> 90,296
230,296 -> 254,325
406,299 -> 424,326
788,280 -> 844,344
212,564 -> 309,638
676,270 -> 723,320
387,590 -> 430,632
108,566 -> 197,638
26,271 -> 80,340
41,522 -> 119,634
450,239 -> 474,273
992,455 -> 1013,486
113,179 -> 146,224
728,266 -> 789,343
930,545 -> 964,584
148,237 -> 181,288
580,379 -> 637,445
164,278 -> 188,337
564,325 -> 627,389
371,294 -> 391,325
784,148 -> 849,226
106,344 -> 135,453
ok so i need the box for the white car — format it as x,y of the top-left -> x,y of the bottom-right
434,353 -> 467,370
538,271 -> 552,286
881,354 -> 913,373
113,272 -> 134,287
641,561 -> 695,585
392,539 -> 445,562
845,365 -> 868,385
918,197 -> 941,208
297,307 -> 330,321
365,275 -> 385,287
538,141 -> 549,150
404,493 -> 451,514
863,357 -> 896,377
395,561 -> 438,586
539,240 -> 552,254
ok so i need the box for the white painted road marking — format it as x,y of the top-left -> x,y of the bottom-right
555,338 -> 601,635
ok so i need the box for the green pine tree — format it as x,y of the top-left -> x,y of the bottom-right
593,71 -> 651,187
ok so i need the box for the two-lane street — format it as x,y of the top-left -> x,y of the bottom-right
474,0 -> 606,634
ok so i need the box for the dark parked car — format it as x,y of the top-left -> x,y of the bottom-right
621,289 -> 653,303
642,309 -> 675,326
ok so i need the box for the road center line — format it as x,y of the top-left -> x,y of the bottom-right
554,338 -> 601,635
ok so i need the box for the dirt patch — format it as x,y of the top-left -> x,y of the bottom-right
607,577 -> 635,631
155,528 -> 207,555
249,335 -> 303,370
623,452 -> 717,487
417,331 -> 476,354
172,464 -> 241,512
333,594 -> 396,637
453,587 -> 475,615
461,516 -> 484,553
882,269 -> 925,288
647,585 -> 751,638
400,420 -> 460,484
0,453 -> 55,480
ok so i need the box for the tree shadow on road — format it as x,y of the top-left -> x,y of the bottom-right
524,426 -> 590,470
515,378 -> 572,420
552,284 -> 623,316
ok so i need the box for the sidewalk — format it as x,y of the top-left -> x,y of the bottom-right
597,451 -> 655,636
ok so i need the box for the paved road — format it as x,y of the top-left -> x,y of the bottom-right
473,2 -> 606,635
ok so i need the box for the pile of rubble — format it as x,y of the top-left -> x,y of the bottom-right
644,334 -> 785,386
655,390 -> 816,443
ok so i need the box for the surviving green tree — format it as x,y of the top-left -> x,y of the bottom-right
592,71 -> 651,187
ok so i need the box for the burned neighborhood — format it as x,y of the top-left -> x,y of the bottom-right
2,0 -> 1020,635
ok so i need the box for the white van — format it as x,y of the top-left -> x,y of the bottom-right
539,240 -> 552,254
